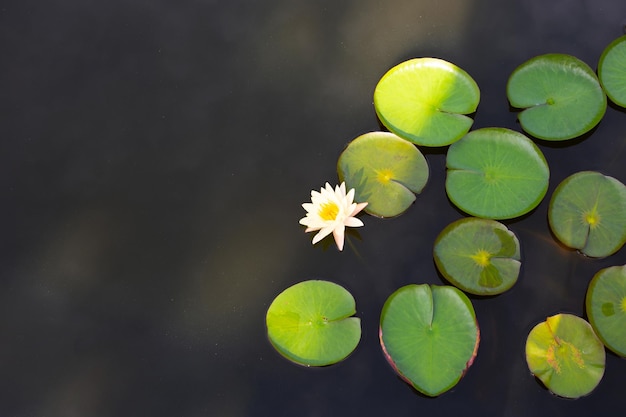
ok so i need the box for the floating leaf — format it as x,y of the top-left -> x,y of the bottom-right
525,313 -> 605,398
445,127 -> 549,220
337,131 -> 429,218
433,217 -> 521,295
373,58 -> 480,146
548,171 -> 626,258
586,265 -> 626,357
379,284 -> 479,397
507,53 -> 606,140
266,280 -> 361,366
598,35 -> 626,107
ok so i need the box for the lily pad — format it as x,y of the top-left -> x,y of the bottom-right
266,280 -> 361,366
373,58 -> 480,146
525,313 -> 605,399
445,127 -> 549,220
548,171 -> 626,258
598,35 -> 626,107
433,217 -> 521,295
507,53 -> 606,140
379,284 -> 480,397
337,131 -> 429,218
585,265 -> 626,357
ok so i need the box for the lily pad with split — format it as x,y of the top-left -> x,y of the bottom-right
266,280 -> 361,366
379,284 -> 480,397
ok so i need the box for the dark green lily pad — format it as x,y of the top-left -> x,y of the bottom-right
525,313 -> 605,399
379,284 -> 480,397
374,58 -> 480,146
433,217 -> 521,295
337,131 -> 429,218
548,171 -> 626,258
266,280 -> 361,367
586,265 -> 626,357
507,53 -> 606,140
598,35 -> 626,107
445,127 -> 549,220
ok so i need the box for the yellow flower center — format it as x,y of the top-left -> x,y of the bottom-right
319,201 -> 339,221
376,169 -> 394,184
471,249 -> 491,267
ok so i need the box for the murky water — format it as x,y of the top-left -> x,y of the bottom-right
3,0 -> 626,415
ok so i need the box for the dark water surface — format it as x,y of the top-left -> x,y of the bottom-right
3,0 -> 626,416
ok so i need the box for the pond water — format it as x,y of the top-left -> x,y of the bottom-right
3,0 -> 626,416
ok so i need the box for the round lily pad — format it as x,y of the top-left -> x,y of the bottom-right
525,313 -> 605,399
507,53 -> 607,140
266,280 -> 361,367
433,217 -> 521,295
337,131 -> 429,218
598,35 -> 626,107
585,265 -> 626,357
373,58 -> 480,146
445,127 -> 549,220
379,284 -> 480,397
548,171 -> 626,258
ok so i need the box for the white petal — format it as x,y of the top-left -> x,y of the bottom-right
344,217 -> 364,227
351,202 -> 368,216
332,224 -> 346,251
345,187 -> 355,205
312,226 -> 334,245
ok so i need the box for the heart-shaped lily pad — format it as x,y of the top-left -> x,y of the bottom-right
507,53 -> 606,140
379,284 -> 480,397
598,35 -> 626,107
548,171 -> 626,258
373,58 -> 480,146
585,265 -> 626,357
337,131 -> 429,218
433,217 -> 521,295
266,280 -> 361,366
445,127 -> 549,220
525,313 -> 605,399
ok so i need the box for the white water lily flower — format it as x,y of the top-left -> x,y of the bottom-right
299,182 -> 368,251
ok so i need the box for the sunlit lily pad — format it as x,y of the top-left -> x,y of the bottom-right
433,217 -> 521,295
507,53 -> 606,140
337,131 -> 429,218
445,127 -> 549,220
266,280 -> 361,366
548,171 -> 626,258
598,35 -> 626,107
525,313 -> 605,399
379,284 -> 479,397
374,58 -> 480,146
585,265 -> 626,357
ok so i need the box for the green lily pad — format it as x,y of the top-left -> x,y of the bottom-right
598,35 -> 626,107
445,127 -> 549,220
266,280 -> 361,367
373,58 -> 480,146
433,217 -> 521,295
585,265 -> 626,357
525,313 -> 605,399
379,284 -> 480,397
507,53 -> 607,140
548,171 -> 626,258
337,131 -> 429,218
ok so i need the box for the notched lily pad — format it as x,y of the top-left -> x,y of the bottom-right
374,58 -> 480,146
434,217 -> 521,295
337,131 -> 429,218
525,313 -> 605,399
507,53 -> 606,140
598,34 -> 626,107
548,171 -> 626,258
379,284 -> 480,397
586,265 -> 626,357
445,127 -> 549,220
266,280 -> 361,367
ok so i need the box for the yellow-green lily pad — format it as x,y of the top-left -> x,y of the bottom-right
598,34 -> 626,107
374,58 -> 480,146
586,265 -> 626,357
